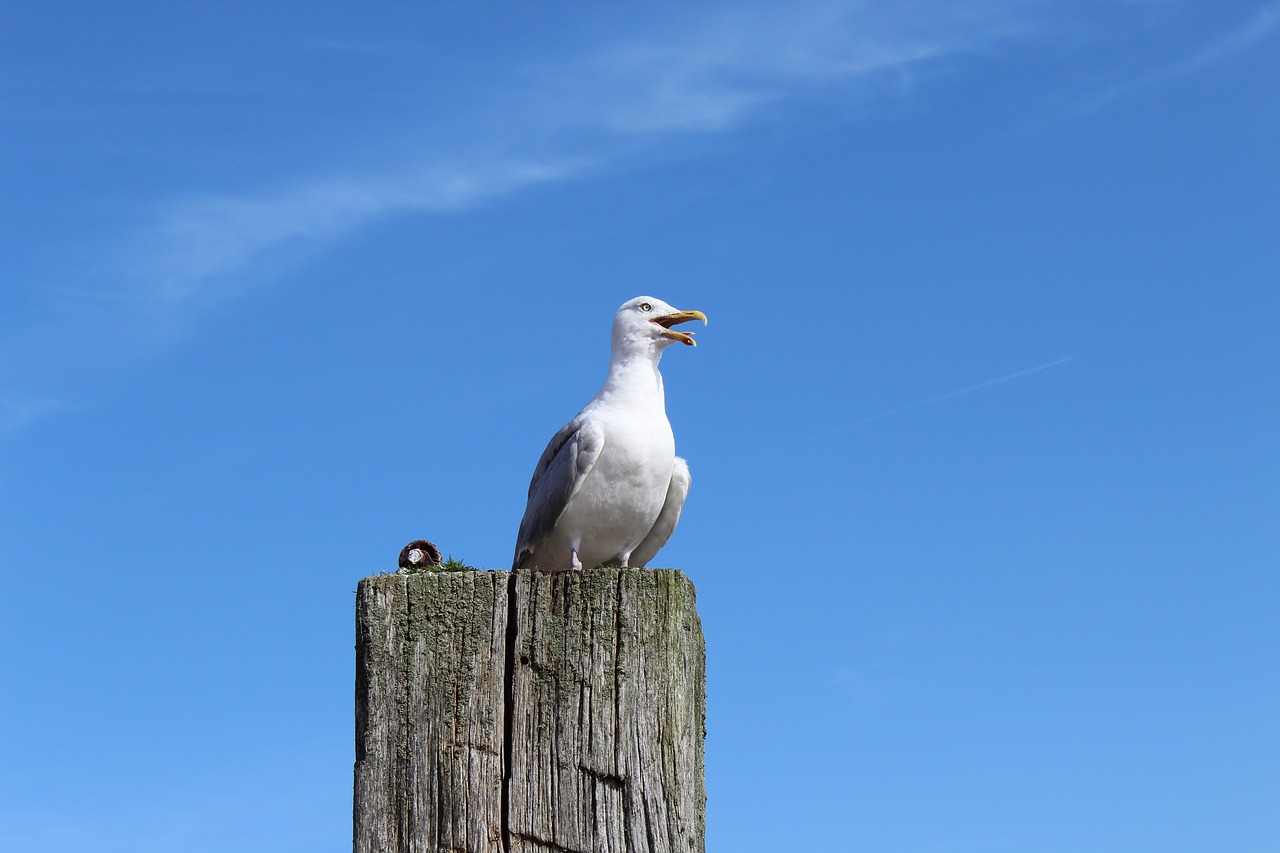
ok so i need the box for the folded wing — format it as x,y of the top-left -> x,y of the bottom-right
512,417 -> 606,570
629,456 -> 691,568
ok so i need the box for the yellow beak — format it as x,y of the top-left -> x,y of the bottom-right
652,309 -> 708,347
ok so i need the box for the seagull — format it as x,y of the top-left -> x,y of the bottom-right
512,296 -> 707,572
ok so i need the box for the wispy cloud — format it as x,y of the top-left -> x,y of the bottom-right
865,356 -> 1076,421
0,396 -> 73,436
137,158 -> 585,305
1183,3 -> 1280,72
550,2 -> 1025,136
132,0 -> 1034,310
1066,3 -> 1280,119
2,0 -> 1043,436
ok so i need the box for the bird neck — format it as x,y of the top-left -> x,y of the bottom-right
598,348 -> 667,409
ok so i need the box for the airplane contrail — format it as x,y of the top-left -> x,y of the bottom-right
866,356 -> 1076,421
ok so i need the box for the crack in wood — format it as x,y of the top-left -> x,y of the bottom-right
577,764 -> 626,790
502,571 -> 519,853
510,829 -> 593,853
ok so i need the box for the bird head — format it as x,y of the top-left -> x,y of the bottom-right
611,296 -> 708,354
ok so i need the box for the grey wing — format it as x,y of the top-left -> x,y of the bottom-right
512,416 -> 606,570
630,456 -> 691,568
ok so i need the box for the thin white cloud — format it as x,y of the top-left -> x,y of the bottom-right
0,396 -> 73,436
548,1 -> 1035,136
1065,3 -> 1280,119
865,357 -> 1076,421
1183,2 -> 1280,72
138,158 -> 585,305
134,0 -> 1035,309
0,0 -> 1052,436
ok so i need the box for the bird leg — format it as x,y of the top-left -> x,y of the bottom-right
571,549 -> 583,571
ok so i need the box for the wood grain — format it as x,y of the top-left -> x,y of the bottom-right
354,569 -> 704,853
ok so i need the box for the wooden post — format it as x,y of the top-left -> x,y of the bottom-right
354,568 -> 706,853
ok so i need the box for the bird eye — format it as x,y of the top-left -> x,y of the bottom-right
640,302 -> 652,312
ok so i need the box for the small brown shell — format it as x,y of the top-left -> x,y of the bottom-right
398,539 -> 443,570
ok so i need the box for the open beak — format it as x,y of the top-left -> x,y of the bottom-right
651,309 -> 708,347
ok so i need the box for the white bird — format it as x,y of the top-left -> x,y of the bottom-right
512,296 -> 707,571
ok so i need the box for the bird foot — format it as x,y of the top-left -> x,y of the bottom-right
571,550 -> 583,571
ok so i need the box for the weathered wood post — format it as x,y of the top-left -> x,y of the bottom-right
354,568 -> 706,853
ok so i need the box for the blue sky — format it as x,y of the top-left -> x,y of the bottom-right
2,1 -> 1278,851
